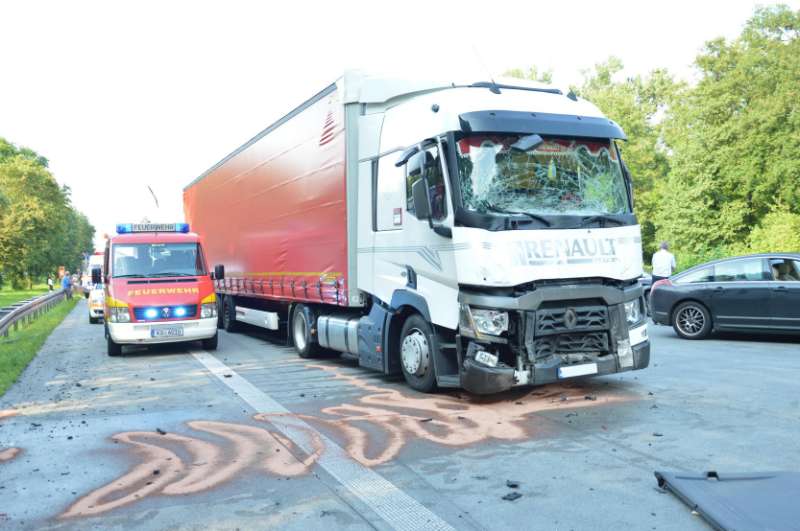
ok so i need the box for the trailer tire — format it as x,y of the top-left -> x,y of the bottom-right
398,314 -> 437,393
291,304 -> 321,358
222,296 -> 240,333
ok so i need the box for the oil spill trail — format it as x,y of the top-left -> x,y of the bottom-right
0,409 -> 21,463
255,364 -> 634,467
61,420 -> 322,518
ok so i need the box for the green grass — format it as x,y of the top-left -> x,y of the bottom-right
0,284 -> 49,308
0,296 -> 78,396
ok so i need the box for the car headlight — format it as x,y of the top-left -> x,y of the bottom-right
109,306 -> 131,323
624,299 -> 643,325
201,303 -> 217,319
459,304 -> 508,337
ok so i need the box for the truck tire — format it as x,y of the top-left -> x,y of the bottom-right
672,301 -> 712,340
202,333 -> 218,351
107,335 -> 122,356
291,304 -> 321,358
398,314 -> 437,393
222,296 -> 240,333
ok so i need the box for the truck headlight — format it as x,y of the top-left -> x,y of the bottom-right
109,306 -> 130,323
624,299 -> 643,325
459,304 -> 508,337
201,303 -> 217,319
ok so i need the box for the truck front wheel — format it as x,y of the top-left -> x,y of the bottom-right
292,304 -> 321,358
399,314 -> 437,393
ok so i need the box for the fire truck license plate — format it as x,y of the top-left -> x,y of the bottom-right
151,326 -> 184,338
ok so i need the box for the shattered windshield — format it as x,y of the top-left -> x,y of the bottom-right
455,134 -> 630,217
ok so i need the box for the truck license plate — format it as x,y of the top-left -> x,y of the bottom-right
558,363 -> 598,379
151,326 -> 184,338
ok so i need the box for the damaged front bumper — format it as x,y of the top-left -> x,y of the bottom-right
457,281 -> 651,395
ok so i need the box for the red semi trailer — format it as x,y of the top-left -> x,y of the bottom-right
184,72 -> 650,394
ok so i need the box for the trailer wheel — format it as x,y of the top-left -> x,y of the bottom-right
292,304 -> 321,358
399,314 -> 437,393
222,296 -> 240,333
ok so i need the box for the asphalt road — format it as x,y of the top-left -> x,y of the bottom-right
1,300 -> 799,530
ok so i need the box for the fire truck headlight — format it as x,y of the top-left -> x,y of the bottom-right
110,307 -> 131,323
201,303 -> 217,319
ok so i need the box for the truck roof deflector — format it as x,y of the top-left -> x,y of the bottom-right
459,110 -> 627,140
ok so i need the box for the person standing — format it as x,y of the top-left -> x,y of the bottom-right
651,242 -> 676,282
61,271 -> 72,299
47,274 -> 54,291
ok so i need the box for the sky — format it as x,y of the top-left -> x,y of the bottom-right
2,0 -> 798,249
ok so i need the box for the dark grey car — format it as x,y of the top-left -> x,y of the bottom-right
650,253 -> 800,339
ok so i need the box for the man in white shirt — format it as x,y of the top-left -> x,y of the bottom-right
651,242 -> 676,282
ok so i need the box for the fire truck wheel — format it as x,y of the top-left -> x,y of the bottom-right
399,314 -> 437,393
292,304 -> 321,358
222,296 -> 240,333
202,333 -> 218,351
107,335 -> 122,357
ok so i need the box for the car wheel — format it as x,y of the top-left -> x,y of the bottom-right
89,316 -> 96,324
107,335 -> 122,356
202,333 -> 218,351
291,304 -> 321,358
399,314 -> 437,393
216,296 -> 224,329
222,296 -> 239,333
672,301 -> 712,339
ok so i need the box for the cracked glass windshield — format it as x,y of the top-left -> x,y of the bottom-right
455,135 -> 630,217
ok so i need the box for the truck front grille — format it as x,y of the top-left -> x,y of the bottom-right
534,305 -> 608,336
529,331 -> 610,359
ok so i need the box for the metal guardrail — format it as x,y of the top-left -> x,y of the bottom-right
0,290 -> 67,338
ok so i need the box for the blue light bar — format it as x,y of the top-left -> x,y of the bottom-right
116,223 -> 190,234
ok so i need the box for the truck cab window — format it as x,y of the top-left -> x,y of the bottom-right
406,145 -> 447,221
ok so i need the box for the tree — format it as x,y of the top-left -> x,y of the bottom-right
503,66 -> 553,84
657,5 -> 800,258
574,58 -> 680,259
0,138 -> 94,287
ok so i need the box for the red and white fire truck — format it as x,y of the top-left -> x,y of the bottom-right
98,223 -> 218,356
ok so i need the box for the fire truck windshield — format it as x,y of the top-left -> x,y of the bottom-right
111,243 -> 207,278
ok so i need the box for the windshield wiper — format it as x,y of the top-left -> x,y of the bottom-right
578,215 -> 626,228
483,204 -> 552,227
113,274 -> 147,278
148,272 -> 197,277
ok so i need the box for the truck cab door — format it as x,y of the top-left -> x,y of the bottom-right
371,141 -> 457,321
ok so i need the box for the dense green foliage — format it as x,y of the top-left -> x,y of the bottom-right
0,296 -> 78,396
0,138 -> 94,288
508,5 -> 800,269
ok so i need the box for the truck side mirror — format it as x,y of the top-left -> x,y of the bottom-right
411,179 -> 431,221
214,264 -> 225,280
91,267 -> 102,285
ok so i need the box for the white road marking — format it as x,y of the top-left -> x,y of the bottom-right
192,350 -> 455,531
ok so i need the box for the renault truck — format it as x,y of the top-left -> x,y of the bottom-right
183,71 -> 650,394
